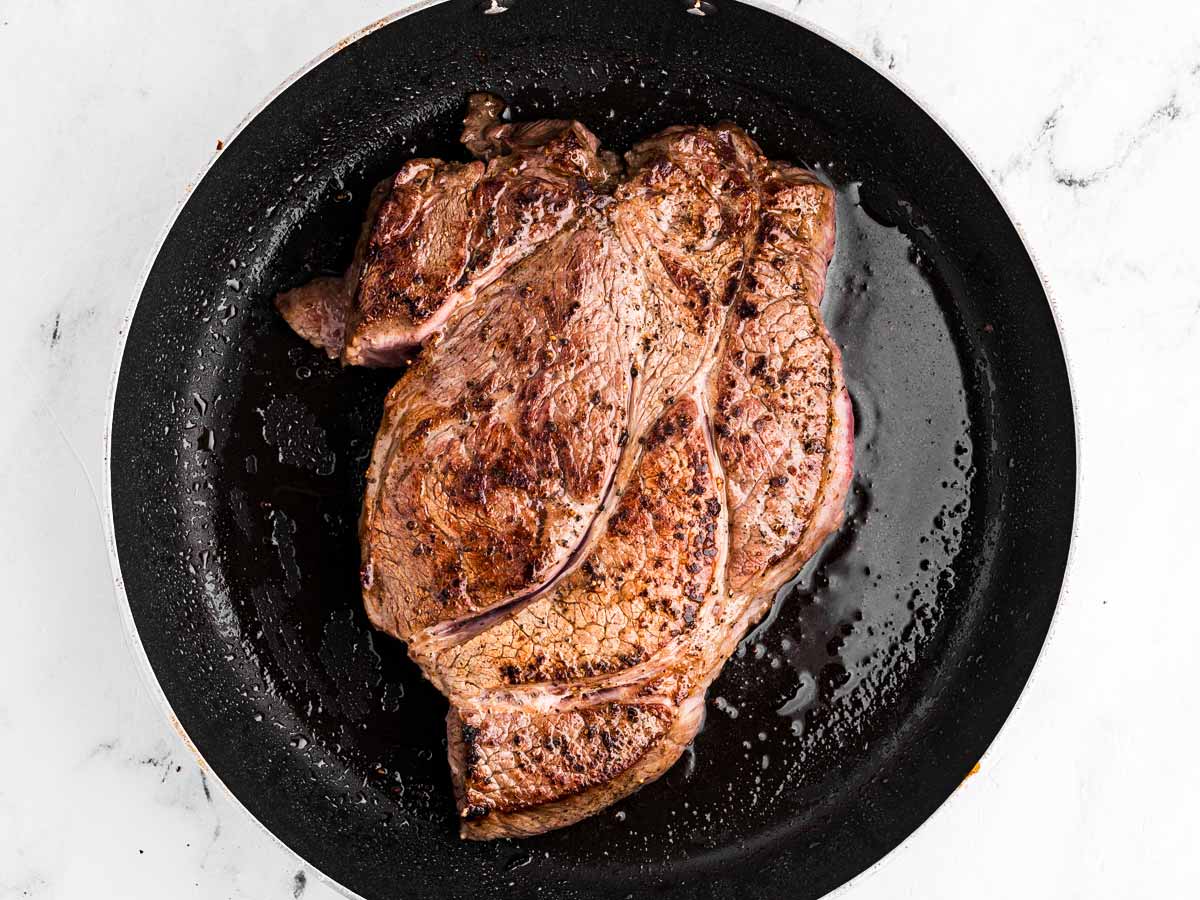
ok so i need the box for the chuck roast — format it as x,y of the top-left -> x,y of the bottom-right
276,94 -> 853,839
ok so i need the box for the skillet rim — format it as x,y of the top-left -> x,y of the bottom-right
101,2 -> 1080,898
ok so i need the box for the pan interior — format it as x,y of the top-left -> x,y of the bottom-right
110,2 -> 1073,898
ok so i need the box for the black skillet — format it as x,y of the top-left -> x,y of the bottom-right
106,1 -> 1075,897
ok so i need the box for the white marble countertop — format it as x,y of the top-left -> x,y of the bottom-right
2,1 -> 1198,897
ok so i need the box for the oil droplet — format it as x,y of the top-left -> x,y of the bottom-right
713,696 -> 739,719
777,671 -> 817,720
505,852 -> 534,870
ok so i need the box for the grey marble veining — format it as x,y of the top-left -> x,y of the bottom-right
2,1 -> 1198,897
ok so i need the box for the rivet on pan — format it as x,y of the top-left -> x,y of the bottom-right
684,0 -> 718,16
480,0 -> 516,14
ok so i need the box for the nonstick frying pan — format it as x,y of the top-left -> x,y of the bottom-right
106,1 -> 1076,897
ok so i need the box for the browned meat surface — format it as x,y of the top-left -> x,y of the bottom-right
360,219 -> 638,638
275,94 -> 853,839
710,164 -> 851,598
449,694 -> 705,840
278,95 -> 620,366
410,396 -> 724,697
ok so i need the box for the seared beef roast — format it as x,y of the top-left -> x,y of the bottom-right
276,95 -> 853,839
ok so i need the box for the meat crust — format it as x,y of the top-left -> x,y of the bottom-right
275,94 -> 853,839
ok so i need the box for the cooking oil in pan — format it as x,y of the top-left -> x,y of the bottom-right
184,158 -> 988,853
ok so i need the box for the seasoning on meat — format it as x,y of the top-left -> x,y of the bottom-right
275,93 -> 853,840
